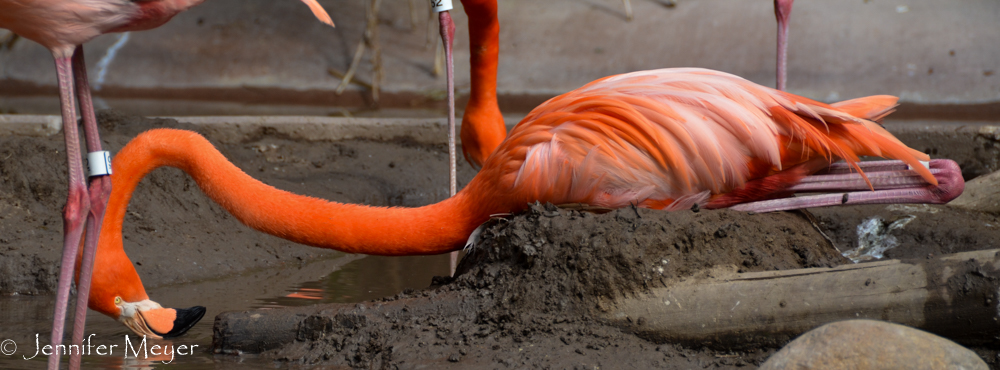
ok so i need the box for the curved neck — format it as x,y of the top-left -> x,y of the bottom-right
87,128 -> 494,318
104,129 -> 486,256
460,0 -> 507,166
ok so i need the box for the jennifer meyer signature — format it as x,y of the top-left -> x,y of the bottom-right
1,334 -> 198,364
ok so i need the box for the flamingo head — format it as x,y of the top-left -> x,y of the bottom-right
112,298 -> 206,339
81,253 -> 206,338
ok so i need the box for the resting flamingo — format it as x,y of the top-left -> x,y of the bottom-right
0,1 -> 332,368
80,68 -> 963,339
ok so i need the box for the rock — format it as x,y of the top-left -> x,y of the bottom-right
950,170 -> 1000,214
760,320 -> 987,370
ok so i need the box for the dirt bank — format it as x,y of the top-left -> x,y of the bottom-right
219,203 -> 1000,369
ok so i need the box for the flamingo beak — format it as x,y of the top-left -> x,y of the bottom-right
117,299 -> 206,338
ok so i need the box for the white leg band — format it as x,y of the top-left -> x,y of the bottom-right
430,0 -> 453,12
87,151 -> 112,177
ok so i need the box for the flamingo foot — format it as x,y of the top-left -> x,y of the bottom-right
731,159 -> 964,213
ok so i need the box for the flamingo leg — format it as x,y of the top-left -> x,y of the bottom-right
47,54 -> 92,370
438,10 -> 459,276
731,159 -> 964,213
68,45 -> 112,370
818,160 -> 913,174
774,0 -> 794,91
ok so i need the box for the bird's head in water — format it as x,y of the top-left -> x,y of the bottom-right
98,295 -> 205,338
117,298 -> 206,338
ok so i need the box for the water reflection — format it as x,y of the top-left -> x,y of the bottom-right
257,253 -> 452,308
0,253 -> 451,369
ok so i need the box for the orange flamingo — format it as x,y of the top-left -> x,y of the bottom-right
0,1 -> 331,368
83,68 -> 963,337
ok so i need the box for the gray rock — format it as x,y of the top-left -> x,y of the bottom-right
950,170 -> 1000,215
760,320 -> 987,370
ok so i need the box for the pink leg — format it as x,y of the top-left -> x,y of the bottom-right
774,0 -> 794,91
47,54 -> 92,370
731,159 -> 964,213
439,11 -> 460,276
817,160 -> 912,175
788,167 -> 945,192
68,45 -> 112,370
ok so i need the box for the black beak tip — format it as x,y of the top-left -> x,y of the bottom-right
157,306 -> 207,338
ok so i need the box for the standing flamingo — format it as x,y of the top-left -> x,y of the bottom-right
79,68 -> 962,336
0,1 -> 332,369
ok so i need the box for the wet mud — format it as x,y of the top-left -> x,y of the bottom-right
2,112 -> 1000,368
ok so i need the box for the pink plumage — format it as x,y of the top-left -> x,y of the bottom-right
483,68 -> 937,212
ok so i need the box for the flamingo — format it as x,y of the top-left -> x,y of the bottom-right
0,1 -> 332,368
80,68 -> 963,339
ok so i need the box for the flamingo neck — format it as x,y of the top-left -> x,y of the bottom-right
104,129 -> 487,257
460,0 -> 506,167
88,128 -> 494,319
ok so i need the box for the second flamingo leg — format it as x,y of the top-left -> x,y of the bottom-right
68,45 -> 113,370
731,159 -> 964,213
47,53 -> 92,370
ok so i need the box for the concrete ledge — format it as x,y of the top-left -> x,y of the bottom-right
0,114 -> 451,144
171,116 -> 451,144
0,114 -> 61,137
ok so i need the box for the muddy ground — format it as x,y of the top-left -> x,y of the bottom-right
2,112 -> 1000,368
224,203 -> 1000,369
0,110 -> 477,294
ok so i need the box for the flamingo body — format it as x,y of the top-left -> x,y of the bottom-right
480,68 -> 934,211
0,0 -> 205,57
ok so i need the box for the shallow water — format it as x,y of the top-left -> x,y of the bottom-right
0,252 -> 451,369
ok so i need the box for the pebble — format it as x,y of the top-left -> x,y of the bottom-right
760,320 -> 987,370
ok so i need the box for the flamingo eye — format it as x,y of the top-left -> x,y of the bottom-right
114,297 -> 122,305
